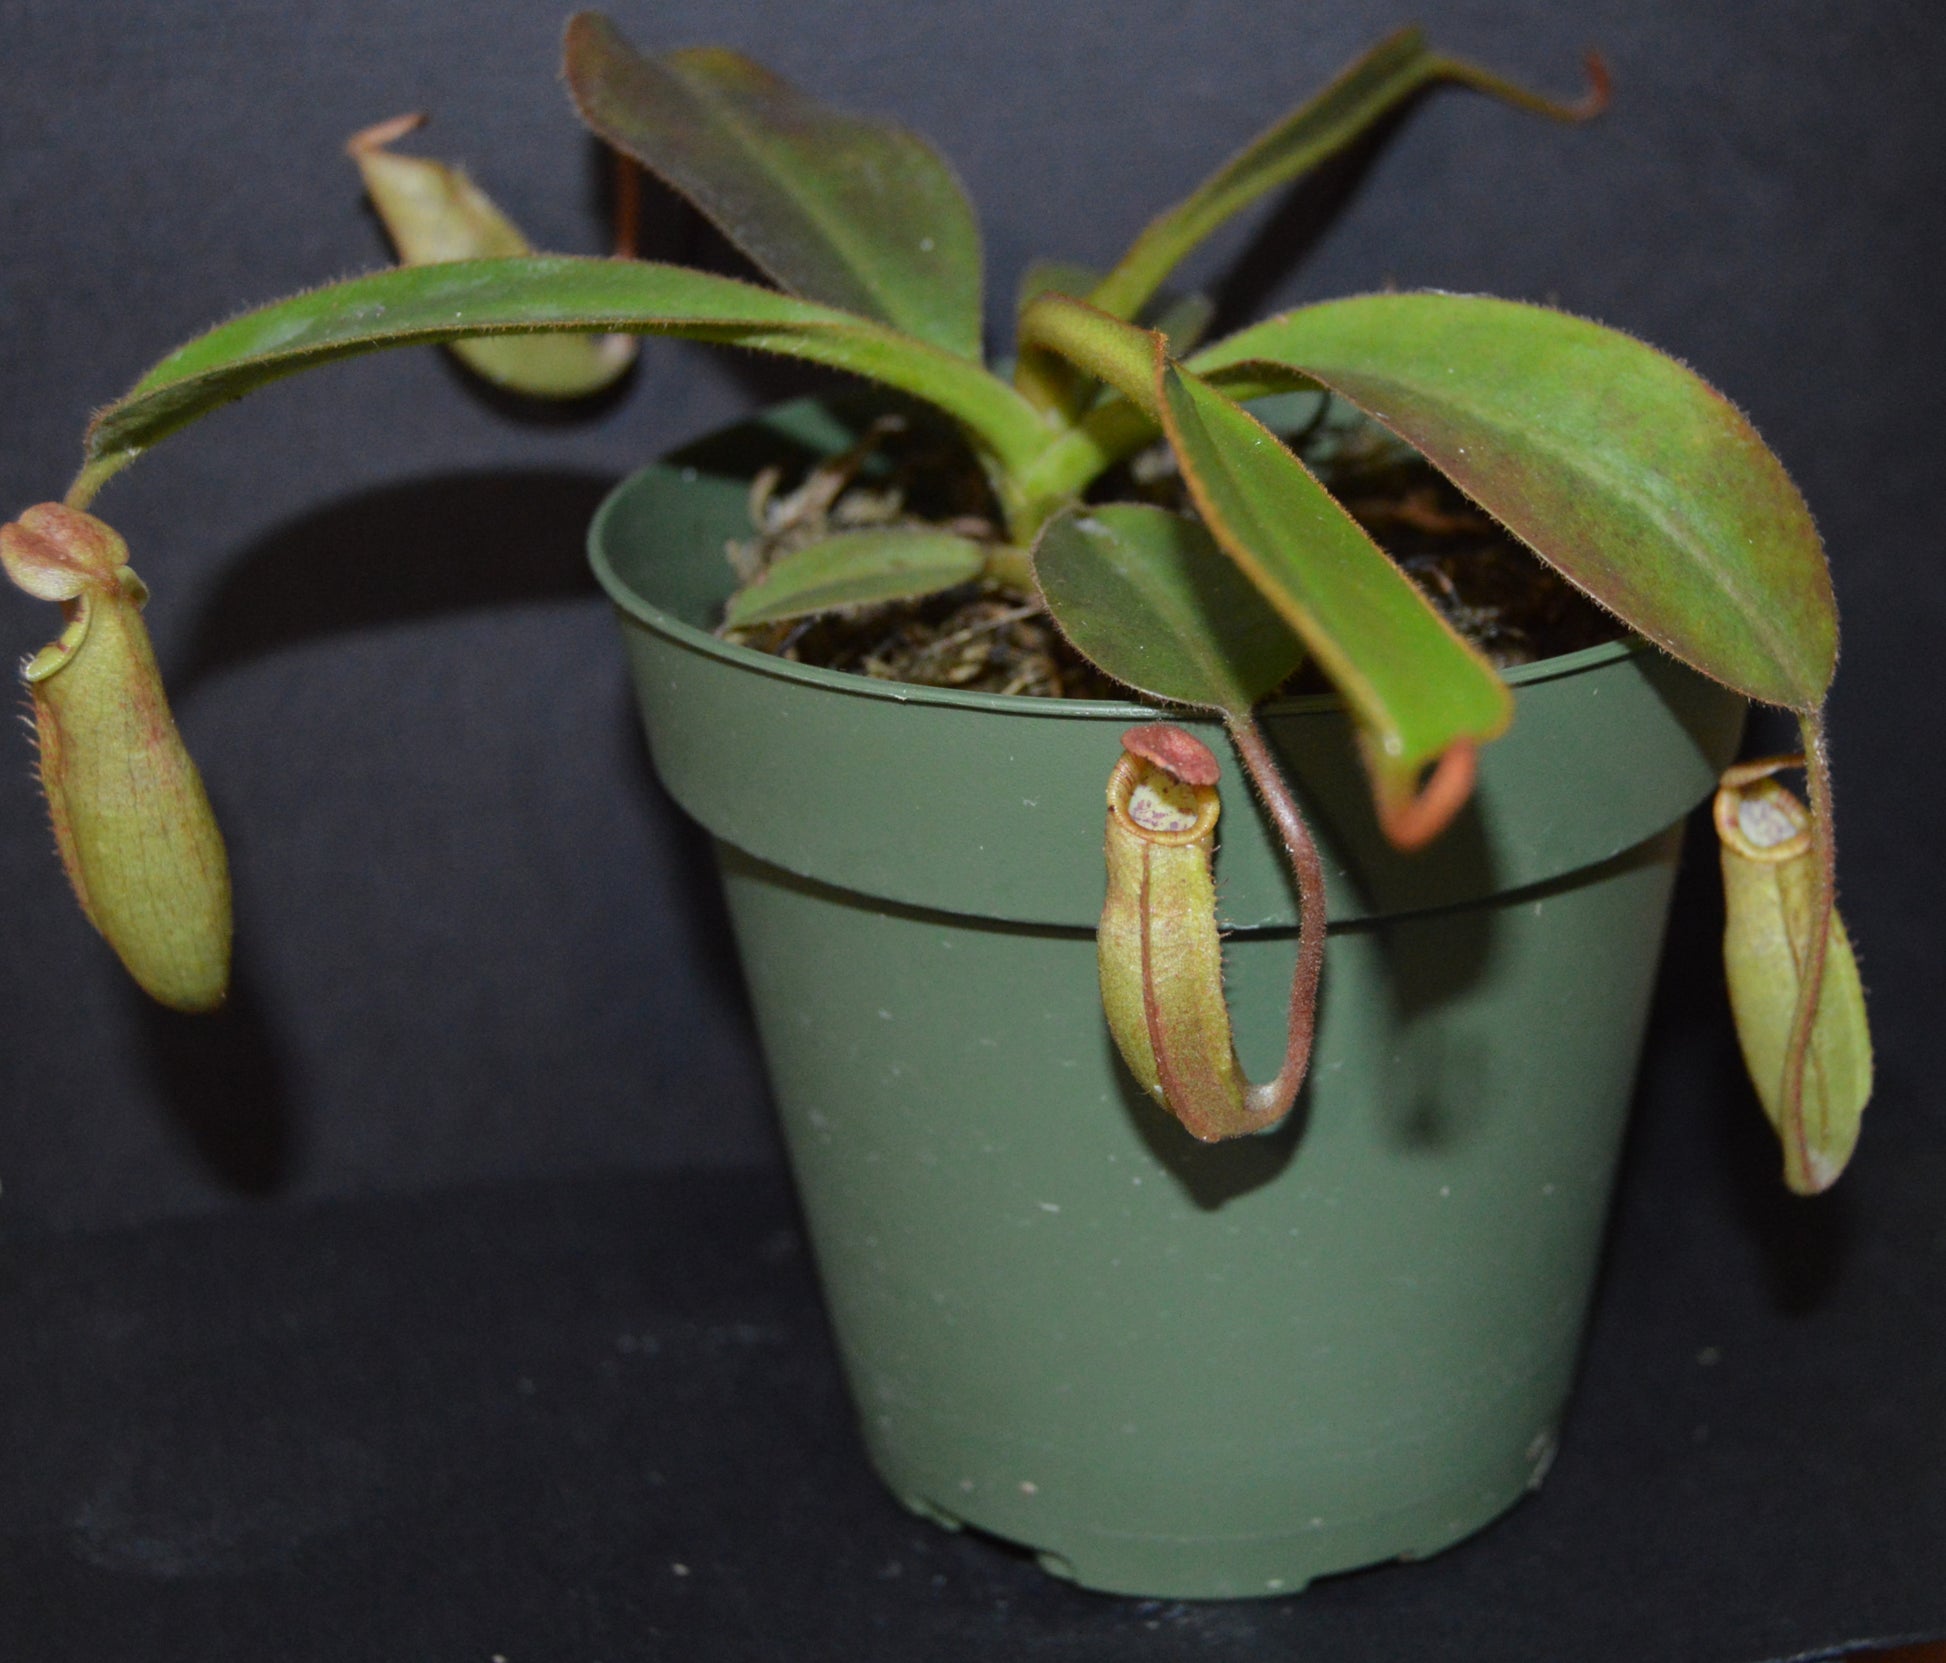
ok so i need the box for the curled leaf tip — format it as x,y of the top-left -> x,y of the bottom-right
1577,52 -> 1613,119
3,503 -> 232,1012
1371,738 -> 1477,852
345,111 -> 428,157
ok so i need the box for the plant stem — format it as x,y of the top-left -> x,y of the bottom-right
64,455 -> 131,515
1226,710 -> 1328,1124
1781,704 -> 1839,1176
1010,400 -> 1163,534
611,151 -> 641,259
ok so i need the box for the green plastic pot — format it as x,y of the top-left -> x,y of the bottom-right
589,398 -> 1746,1599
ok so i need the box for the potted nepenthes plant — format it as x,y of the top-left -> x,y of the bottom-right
4,13 -> 1874,1598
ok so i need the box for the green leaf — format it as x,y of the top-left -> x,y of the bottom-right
1033,504 -> 1301,714
347,114 -> 636,398
1158,362 -> 1511,817
723,529 -> 988,627
1088,29 -> 1604,323
74,257 -> 1047,502
563,12 -> 983,360
1192,292 -> 1837,709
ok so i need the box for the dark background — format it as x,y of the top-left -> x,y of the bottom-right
2,1 -> 1943,1657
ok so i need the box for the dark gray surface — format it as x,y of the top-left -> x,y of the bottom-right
0,1068 -> 1941,1662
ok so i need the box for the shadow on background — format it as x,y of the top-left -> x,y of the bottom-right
134,951 -> 297,1197
139,465 -> 768,1196
174,470 -> 618,688
1209,106 -> 1414,329
1116,1040 -> 1312,1211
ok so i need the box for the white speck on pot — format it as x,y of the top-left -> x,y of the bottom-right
1697,1345 -> 1722,1366
671,1562 -> 690,1576
1019,1480 -> 1038,1495
1038,1201 -> 1060,1213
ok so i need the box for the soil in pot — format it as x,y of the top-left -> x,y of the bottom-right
716,394 -> 1622,695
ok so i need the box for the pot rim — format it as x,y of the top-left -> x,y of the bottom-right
591,410 -> 1745,928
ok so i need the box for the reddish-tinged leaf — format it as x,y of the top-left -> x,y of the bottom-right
1193,293 -> 1837,709
1158,361 -> 1511,830
564,12 -> 983,359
